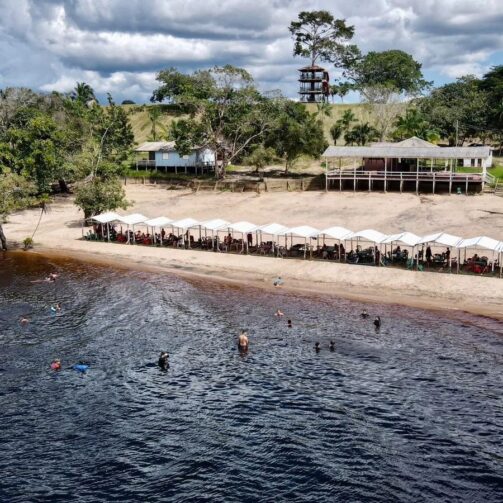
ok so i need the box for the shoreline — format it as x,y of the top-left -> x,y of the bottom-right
11,241 -> 503,323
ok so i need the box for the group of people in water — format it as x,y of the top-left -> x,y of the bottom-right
235,284 -> 382,355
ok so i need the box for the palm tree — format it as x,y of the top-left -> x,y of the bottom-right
339,109 -> 356,130
71,82 -> 96,105
337,82 -> 352,103
348,123 -> 379,146
148,106 -> 162,141
330,123 -> 343,145
329,84 -> 339,103
393,108 -> 440,143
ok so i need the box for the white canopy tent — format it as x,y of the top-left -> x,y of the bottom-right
170,218 -> 201,248
116,213 -> 149,244
199,219 -> 231,250
456,236 -> 502,274
256,223 -> 291,256
417,232 -> 461,270
317,226 -> 353,261
417,232 -> 461,247
89,212 -> 121,224
345,229 -> 388,265
278,225 -> 320,259
144,217 -> 173,245
85,211 -> 121,241
381,232 -> 422,266
220,221 -> 259,253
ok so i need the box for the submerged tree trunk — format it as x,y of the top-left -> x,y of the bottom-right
0,223 -> 7,250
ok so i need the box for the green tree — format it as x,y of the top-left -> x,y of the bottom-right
344,123 -> 379,146
243,145 -> 277,173
6,109 -> 67,194
338,109 -> 356,130
348,50 -> 430,97
289,11 -> 359,67
266,101 -> 327,173
419,76 -> 489,145
345,50 -> 430,141
0,169 -> 36,249
147,106 -> 162,141
71,82 -> 97,105
152,65 -> 279,178
330,123 -> 343,145
393,108 -> 440,142
74,177 -> 130,220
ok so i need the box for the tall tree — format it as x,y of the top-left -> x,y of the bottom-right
347,50 -> 430,99
148,106 -> 163,141
0,170 -> 36,250
152,65 -> 279,178
289,11 -> 359,68
418,76 -> 489,145
266,101 -> 327,173
346,50 -> 430,141
330,123 -> 343,145
71,82 -> 97,105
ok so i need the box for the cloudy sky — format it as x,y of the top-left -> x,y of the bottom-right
1,0 -> 502,103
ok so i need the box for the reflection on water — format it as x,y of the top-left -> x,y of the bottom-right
0,251 -> 502,502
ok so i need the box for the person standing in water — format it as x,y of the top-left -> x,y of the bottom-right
20,316 -> 29,326
315,342 -> 321,352
329,341 -> 335,351
287,319 -> 292,328
374,316 -> 381,329
158,352 -> 169,370
238,330 -> 249,350
361,309 -> 369,319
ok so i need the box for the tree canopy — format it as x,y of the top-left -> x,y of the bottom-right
348,50 -> 430,97
289,10 -> 359,68
418,76 -> 489,145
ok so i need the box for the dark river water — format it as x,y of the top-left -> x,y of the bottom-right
0,252 -> 502,503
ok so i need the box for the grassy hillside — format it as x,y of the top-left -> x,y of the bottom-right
124,104 -> 187,144
125,102 -> 386,145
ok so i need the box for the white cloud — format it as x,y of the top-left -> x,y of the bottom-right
0,0 -> 502,102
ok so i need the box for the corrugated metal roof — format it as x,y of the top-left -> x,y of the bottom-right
323,145 -> 491,159
134,141 -> 173,152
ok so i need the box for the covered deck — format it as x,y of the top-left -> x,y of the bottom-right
323,143 -> 492,194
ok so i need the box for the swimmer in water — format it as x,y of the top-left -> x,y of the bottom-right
238,330 -> 249,350
374,316 -> 381,329
275,309 -> 284,317
361,309 -> 369,319
315,342 -> 320,352
158,352 -> 169,370
329,341 -> 335,351
287,319 -> 292,328
50,359 -> 61,371
20,316 -> 29,326
50,303 -> 62,314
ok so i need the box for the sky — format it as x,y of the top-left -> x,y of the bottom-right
0,0 -> 502,103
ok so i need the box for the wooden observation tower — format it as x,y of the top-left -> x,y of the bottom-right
298,65 -> 330,103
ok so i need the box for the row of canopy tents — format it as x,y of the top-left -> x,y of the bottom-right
86,212 -> 503,276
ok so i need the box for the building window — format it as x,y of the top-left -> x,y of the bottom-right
162,153 -> 169,160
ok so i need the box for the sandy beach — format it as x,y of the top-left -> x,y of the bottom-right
3,185 -> 503,320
